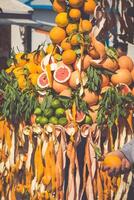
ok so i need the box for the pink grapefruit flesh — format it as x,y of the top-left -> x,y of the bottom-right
54,65 -> 71,83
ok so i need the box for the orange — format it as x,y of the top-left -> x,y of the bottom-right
81,20 -> 92,33
53,0 -> 66,13
69,9 -> 81,21
55,12 -> 69,27
50,27 -> 66,44
118,56 -> 134,71
69,0 -> 84,8
66,23 -> 78,35
61,38 -> 72,50
83,0 -> 96,14
103,155 -> 122,168
70,34 -> 79,46
62,49 -> 76,65
53,80 -> 69,93
111,69 -> 132,86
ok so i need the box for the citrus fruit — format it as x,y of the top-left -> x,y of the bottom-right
53,80 -> 69,93
102,58 -> 118,72
69,9 -> 81,21
59,88 -> 72,97
66,23 -> 78,35
69,0 -> 84,8
118,55 -> 134,71
53,65 -> 71,83
55,108 -> 65,117
58,117 -> 67,126
83,0 -> 96,14
35,116 -> 42,124
76,111 -> 85,123
55,12 -> 69,27
34,107 -> 42,115
53,0 -> 66,13
69,70 -> 80,89
61,38 -> 72,50
111,69 -> 132,86
81,20 -> 92,33
50,27 -> 66,44
44,108 -> 54,118
83,89 -> 99,106
70,34 -> 80,46
62,49 -> 76,65
51,99 -> 61,108
131,68 -> 134,81
85,115 -> 93,124
83,55 -> 92,70
17,76 -> 26,90
37,72 -> 49,89
103,155 -> 122,168
49,117 -> 58,125
39,116 -> 49,126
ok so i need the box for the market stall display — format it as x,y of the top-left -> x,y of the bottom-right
0,0 -> 134,199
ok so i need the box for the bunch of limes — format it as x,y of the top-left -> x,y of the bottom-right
34,99 -> 67,126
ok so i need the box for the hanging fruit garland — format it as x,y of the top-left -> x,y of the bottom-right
0,0 -> 134,199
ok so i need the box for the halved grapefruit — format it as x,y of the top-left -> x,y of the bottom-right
53,64 -> 71,83
76,111 -> 86,123
37,72 -> 49,89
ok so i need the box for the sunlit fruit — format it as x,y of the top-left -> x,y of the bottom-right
53,0 -> 66,13
62,49 -> 76,65
131,68 -> 134,81
69,0 -> 84,8
55,12 -> 69,27
69,70 -> 80,89
55,108 -> 65,117
118,55 -> 134,71
49,116 -> 58,125
50,27 -> 66,44
81,20 -> 92,33
102,58 -> 118,72
83,89 -> 99,106
76,111 -> 86,123
59,88 -> 72,97
61,38 -> 72,50
53,80 -> 69,93
53,64 -> 71,83
51,99 -> 62,108
83,0 -> 96,14
66,23 -> 78,35
111,69 -> 132,86
83,55 -> 92,70
34,107 -> 42,115
69,9 -> 81,21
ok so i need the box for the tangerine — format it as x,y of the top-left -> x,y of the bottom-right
69,9 -> 81,21
50,27 -> 66,44
53,0 -> 66,13
62,49 -> 76,65
55,12 -> 69,27
83,0 -> 96,14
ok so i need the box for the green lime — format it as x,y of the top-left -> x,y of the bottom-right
51,99 -> 61,109
35,116 -> 42,124
85,115 -> 93,125
49,117 -> 58,125
34,107 -> 42,115
44,108 -> 54,118
58,117 -> 67,126
55,108 -> 65,117
39,116 -> 49,126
